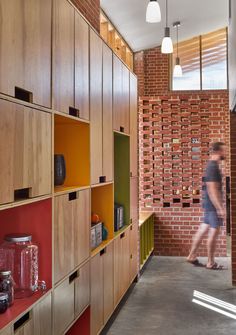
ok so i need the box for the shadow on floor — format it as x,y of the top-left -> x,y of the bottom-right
102,256 -> 236,335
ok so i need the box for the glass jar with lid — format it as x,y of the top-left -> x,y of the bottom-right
0,293 -> 9,314
0,270 -> 14,306
0,234 -> 38,299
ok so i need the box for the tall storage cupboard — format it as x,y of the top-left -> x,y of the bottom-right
0,1 -> 139,335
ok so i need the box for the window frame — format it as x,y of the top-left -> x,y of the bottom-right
170,27 -> 229,91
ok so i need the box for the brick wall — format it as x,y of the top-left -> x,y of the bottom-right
135,46 -> 229,257
71,0 -> 100,32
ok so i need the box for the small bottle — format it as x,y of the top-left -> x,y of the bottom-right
0,270 -> 14,306
0,293 -> 9,314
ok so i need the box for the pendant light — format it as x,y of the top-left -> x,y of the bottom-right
161,0 -> 173,54
173,21 -> 183,77
146,0 -> 161,23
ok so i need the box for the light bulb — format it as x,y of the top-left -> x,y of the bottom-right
173,57 -> 183,77
173,64 -> 183,77
146,0 -> 161,23
161,27 -> 173,54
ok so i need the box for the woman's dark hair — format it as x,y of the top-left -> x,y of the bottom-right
212,142 -> 225,152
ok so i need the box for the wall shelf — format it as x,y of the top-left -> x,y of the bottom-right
54,114 -> 90,191
114,133 -> 130,230
91,183 -> 114,245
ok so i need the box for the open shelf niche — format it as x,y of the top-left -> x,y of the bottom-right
91,184 -> 114,255
0,199 -> 52,330
114,132 -> 130,236
54,114 -> 90,193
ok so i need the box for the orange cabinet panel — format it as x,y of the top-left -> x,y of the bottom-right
54,189 -> 90,283
90,29 -> 103,185
75,12 -> 89,120
0,0 -> 51,107
130,73 -> 138,177
102,43 -> 114,182
53,0 -> 74,114
0,100 -> 52,205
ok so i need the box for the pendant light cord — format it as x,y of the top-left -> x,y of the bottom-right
166,0 -> 168,27
177,25 -> 179,57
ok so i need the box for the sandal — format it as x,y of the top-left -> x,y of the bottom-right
187,259 -> 205,267
206,262 -> 225,270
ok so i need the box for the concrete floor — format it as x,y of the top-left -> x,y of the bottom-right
102,257 -> 236,335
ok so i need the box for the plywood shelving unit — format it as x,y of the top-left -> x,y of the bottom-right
0,1 -> 138,335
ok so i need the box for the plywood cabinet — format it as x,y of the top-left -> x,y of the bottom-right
102,43 -> 114,182
130,177 -> 138,224
54,189 -> 90,283
91,253 -> 103,335
91,243 -> 114,335
53,278 -> 75,335
113,55 -> 130,134
75,12 -> 89,120
90,29 -> 103,185
53,0 -> 74,114
0,100 -> 52,205
0,0 -> 51,107
0,326 -> 12,335
75,261 -> 90,318
33,294 -> 52,335
130,73 -> 138,177
114,230 -> 130,307
129,224 -> 138,283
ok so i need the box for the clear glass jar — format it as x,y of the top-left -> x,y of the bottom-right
0,234 -> 38,299
0,293 -> 9,314
0,270 -> 14,306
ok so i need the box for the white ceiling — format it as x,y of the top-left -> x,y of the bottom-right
100,0 -> 229,52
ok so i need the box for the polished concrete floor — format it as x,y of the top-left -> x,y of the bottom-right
102,257 -> 236,335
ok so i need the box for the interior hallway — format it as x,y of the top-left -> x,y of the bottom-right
103,257 -> 236,335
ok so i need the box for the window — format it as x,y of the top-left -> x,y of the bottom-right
172,28 -> 228,91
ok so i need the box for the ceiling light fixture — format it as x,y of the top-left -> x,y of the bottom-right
173,21 -> 183,77
146,0 -> 161,23
161,0 -> 173,54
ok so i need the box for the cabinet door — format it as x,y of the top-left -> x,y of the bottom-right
14,312 -> 34,335
53,0 -> 74,114
122,64 -> 130,134
75,261 -> 90,318
103,243 -> 114,323
54,194 -> 74,283
33,294 -> 52,335
91,253 -> 104,335
0,326 -> 12,335
113,55 -> 123,132
130,73 -> 138,177
90,29 -> 103,185
120,230 -> 130,297
113,236 -> 122,307
0,0 -> 51,107
0,100 -> 52,205
130,177 -> 138,224
75,12 -> 89,120
102,43 -> 114,182
129,224 -> 138,283
54,190 -> 90,283
53,278 -> 75,335
73,189 -> 90,267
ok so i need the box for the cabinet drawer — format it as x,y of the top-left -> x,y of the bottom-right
103,243 -> 114,323
53,278 -> 74,335
91,253 -> 103,335
0,0 -> 51,107
75,261 -> 90,318
0,100 -> 52,205
129,224 -> 138,283
54,189 -> 90,283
